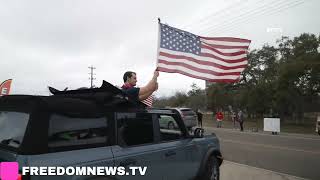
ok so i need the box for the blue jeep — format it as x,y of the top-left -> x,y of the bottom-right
0,81 -> 223,180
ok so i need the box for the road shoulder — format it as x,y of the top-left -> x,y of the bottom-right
221,161 -> 309,180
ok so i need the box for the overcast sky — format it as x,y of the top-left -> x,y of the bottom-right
1,0 -> 319,97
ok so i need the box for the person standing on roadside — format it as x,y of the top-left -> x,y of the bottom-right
216,109 -> 224,128
231,110 -> 237,129
238,110 -> 244,131
196,109 -> 203,128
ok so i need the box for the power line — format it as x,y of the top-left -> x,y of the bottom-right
186,0 -> 269,32
180,0 -> 291,36
216,2 -> 305,35
199,0 -> 302,35
205,0 -> 304,35
182,0 -> 250,30
185,0 -> 280,33
206,0 -> 305,35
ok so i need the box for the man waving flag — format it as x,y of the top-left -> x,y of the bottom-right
157,23 -> 251,83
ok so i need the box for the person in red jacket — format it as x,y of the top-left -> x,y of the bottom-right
216,109 -> 224,128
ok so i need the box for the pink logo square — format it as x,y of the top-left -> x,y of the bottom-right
0,162 -> 19,180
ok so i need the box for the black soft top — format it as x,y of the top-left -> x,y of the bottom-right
0,81 -> 147,116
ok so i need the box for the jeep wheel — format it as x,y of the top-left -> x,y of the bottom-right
168,122 -> 175,130
203,156 -> 220,180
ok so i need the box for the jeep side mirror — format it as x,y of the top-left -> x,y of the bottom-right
193,128 -> 204,138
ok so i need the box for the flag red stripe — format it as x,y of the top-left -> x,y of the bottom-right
158,60 -> 241,76
201,44 -> 247,56
200,36 -> 251,43
157,67 -> 240,83
159,51 -> 247,69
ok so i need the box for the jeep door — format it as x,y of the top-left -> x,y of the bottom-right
156,114 -> 199,180
112,112 -> 165,180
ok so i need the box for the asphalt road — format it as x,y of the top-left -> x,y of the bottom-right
204,127 -> 320,180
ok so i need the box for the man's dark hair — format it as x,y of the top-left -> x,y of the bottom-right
123,71 -> 136,83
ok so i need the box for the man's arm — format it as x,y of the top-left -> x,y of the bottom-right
139,71 -> 159,101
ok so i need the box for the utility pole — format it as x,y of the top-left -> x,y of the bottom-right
88,66 -> 96,88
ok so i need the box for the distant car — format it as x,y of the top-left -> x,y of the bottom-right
0,81 -> 223,180
159,115 -> 178,130
172,108 -> 198,130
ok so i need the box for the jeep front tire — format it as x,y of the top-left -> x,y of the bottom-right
202,156 -> 220,180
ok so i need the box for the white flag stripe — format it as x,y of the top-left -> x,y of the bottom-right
158,57 -> 246,73
201,48 -> 247,60
211,48 -> 249,53
160,48 -> 248,66
157,63 -> 240,80
201,39 -> 251,47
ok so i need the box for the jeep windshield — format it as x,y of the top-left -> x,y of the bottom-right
0,111 -> 30,148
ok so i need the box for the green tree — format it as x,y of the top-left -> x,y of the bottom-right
186,83 -> 206,110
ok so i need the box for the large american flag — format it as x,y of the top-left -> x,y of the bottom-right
157,23 -> 251,83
